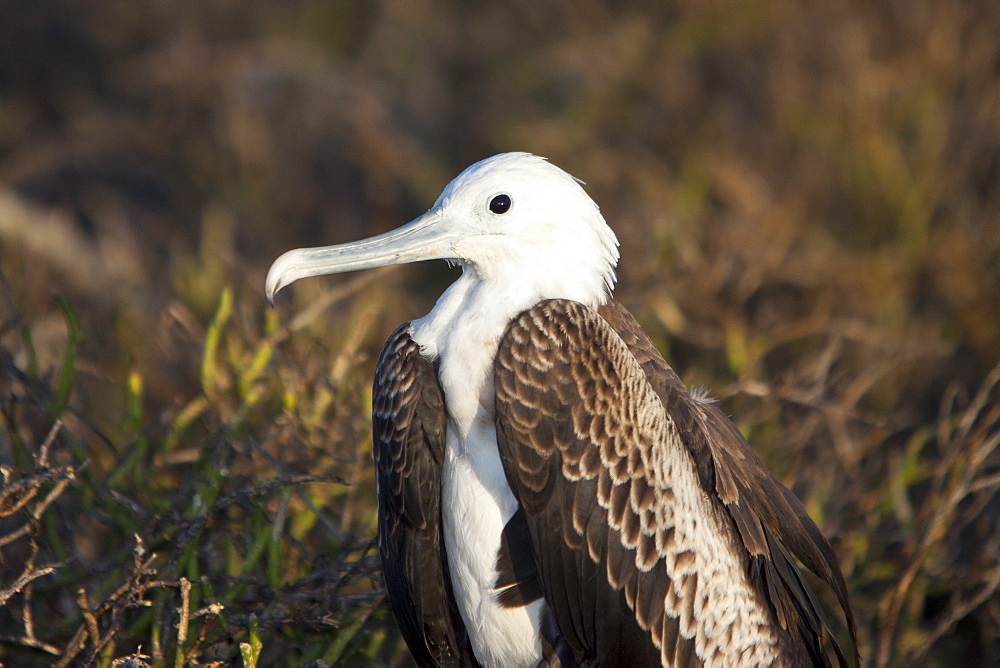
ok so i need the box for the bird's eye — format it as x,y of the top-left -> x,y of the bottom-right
489,194 -> 512,215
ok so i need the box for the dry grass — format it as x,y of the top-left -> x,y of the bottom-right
1,1 -> 998,665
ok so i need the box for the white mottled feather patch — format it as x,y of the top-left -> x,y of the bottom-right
617,339 -> 779,664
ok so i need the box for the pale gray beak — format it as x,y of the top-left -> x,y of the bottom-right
265,210 -> 458,305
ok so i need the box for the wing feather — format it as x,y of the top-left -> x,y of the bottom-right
495,299 -> 857,667
373,325 -> 479,667
597,298 -> 858,666
496,301 -> 766,665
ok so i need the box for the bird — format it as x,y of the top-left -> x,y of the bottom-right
265,152 -> 857,667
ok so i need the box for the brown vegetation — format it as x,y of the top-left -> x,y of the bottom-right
1,1 -> 998,665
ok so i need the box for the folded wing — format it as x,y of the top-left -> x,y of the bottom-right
373,325 -> 480,667
494,299 -> 856,667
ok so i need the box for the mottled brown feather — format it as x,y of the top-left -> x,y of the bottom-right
373,325 -> 480,668
495,299 -> 858,667
496,302 -> 715,665
598,298 -> 858,666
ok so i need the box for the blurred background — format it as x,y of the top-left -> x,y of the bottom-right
1,1 -> 998,665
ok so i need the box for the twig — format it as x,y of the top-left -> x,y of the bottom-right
175,577 -> 191,668
0,536 -> 58,607
211,473 -> 349,512
0,633 -> 60,656
0,564 -> 58,607
0,468 -> 76,517
77,588 -> 101,654
37,418 -> 63,465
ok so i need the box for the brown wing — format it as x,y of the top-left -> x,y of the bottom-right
494,299 -> 856,667
373,324 -> 480,667
598,298 -> 858,666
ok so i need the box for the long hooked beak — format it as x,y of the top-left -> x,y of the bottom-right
265,210 -> 458,305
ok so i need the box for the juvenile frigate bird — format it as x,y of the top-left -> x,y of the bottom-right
266,153 -> 857,667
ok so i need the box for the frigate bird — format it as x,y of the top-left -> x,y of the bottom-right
265,153 -> 857,667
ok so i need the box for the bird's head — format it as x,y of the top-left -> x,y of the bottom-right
265,152 -> 619,306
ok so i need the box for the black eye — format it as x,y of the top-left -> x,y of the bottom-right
489,194 -> 511,214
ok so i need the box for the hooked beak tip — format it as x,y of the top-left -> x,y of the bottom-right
264,247 -> 305,306
264,274 -> 279,307
264,274 -> 287,307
